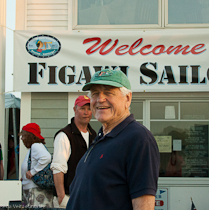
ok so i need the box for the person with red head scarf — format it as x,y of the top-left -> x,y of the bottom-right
20,123 -> 53,208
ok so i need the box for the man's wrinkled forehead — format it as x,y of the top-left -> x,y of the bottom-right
90,84 -> 119,92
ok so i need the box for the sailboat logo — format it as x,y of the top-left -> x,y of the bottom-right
26,34 -> 61,58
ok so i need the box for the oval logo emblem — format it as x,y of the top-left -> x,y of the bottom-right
26,34 -> 61,58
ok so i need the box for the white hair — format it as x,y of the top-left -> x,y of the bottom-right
119,87 -> 132,96
120,87 -> 132,111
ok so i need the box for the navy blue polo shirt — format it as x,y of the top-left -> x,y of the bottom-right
66,114 -> 160,210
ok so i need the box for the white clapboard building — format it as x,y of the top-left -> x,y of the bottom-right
1,0 -> 209,209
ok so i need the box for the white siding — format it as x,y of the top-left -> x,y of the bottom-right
31,92 -> 68,153
27,0 -> 68,30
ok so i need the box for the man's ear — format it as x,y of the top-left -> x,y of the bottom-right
125,92 -> 132,109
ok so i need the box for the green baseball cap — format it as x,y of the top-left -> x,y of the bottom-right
82,69 -> 131,91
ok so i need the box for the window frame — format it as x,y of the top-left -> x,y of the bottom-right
72,0 -> 209,30
148,99 -> 209,181
72,0 -> 163,30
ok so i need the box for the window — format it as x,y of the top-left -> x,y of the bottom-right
167,0 -> 209,24
150,101 -> 209,178
75,0 -> 161,28
74,0 -> 209,29
130,101 -> 143,124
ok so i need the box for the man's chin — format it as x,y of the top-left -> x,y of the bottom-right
95,117 -> 108,124
83,118 -> 91,122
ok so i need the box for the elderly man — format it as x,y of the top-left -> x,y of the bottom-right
66,69 -> 160,210
51,95 -> 97,208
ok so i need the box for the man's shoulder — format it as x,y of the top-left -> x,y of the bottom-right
54,132 -> 71,149
125,120 -> 154,140
125,118 -> 144,130
54,123 -> 72,137
55,131 -> 70,140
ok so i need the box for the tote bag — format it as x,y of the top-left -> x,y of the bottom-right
27,146 -> 55,190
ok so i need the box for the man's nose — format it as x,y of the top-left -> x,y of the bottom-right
97,92 -> 106,102
84,109 -> 91,114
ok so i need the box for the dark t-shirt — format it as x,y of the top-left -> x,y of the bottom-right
66,114 -> 160,210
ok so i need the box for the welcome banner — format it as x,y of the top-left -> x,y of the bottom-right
14,29 -> 209,92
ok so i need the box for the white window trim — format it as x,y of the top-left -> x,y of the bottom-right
149,100 -> 209,119
158,177 -> 209,187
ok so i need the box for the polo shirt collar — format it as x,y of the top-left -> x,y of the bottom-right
97,114 -> 135,139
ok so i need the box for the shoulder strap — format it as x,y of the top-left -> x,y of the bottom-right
43,144 -> 48,150
27,144 -> 50,171
27,149 -> 32,171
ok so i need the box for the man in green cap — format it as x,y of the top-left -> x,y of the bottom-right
66,69 -> 160,210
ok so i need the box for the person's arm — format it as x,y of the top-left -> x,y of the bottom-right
0,160 -> 4,180
128,129 -> 159,210
53,172 -> 65,204
50,132 -> 71,204
132,195 -> 155,210
30,143 -> 51,176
